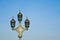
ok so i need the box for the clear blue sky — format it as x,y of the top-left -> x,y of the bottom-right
0,0 -> 60,40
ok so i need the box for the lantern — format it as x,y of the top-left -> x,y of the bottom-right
25,18 -> 30,29
17,11 -> 23,22
10,18 -> 15,30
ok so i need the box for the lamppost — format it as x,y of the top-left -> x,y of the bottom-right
10,11 -> 30,40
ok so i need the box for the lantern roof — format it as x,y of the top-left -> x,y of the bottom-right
25,18 -> 30,23
18,10 -> 22,16
11,17 -> 15,22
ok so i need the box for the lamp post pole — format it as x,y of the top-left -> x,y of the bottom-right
10,10 -> 30,40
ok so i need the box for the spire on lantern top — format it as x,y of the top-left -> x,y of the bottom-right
19,10 -> 22,14
26,16 -> 28,19
19,10 -> 20,12
12,16 -> 14,19
19,10 -> 21,14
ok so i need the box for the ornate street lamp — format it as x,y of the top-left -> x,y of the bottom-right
10,10 -> 30,40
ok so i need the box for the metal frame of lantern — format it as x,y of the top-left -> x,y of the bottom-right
10,11 -> 30,40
